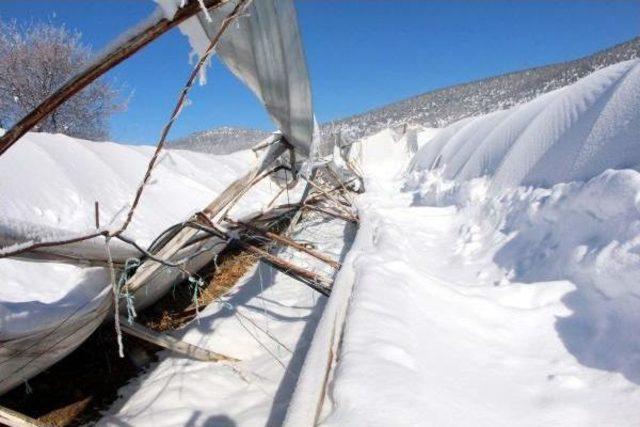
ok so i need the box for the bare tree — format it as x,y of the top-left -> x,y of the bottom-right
0,20 -> 126,140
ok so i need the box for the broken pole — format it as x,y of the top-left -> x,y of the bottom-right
227,218 -> 341,269
0,405 -> 45,427
188,219 -> 333,296
235,241 -> 332,296
119,317 -> 237,362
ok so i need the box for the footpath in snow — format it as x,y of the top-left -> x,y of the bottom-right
288,59 -> 640,426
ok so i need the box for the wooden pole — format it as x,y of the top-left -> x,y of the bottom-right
236,240 -> 332,296
0,406 -> 45,427
304,204 -> 359,223
190,218 -> 333,296
123,142 -> 287,295
325,165 -> 355,205
94,201 -> 100,230
0,0 -> 224,157
119,318 -> 237,362
300,175 -> 355,218
227,218 -> 341,269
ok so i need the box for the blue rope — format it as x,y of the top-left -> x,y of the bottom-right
189,275 -> 205,320
116,258 -> 141,324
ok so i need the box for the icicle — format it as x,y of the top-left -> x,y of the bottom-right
197,55 -> 213,86
23,380 -> 32,395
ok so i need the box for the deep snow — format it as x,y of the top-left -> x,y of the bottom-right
288,60 -> 640,426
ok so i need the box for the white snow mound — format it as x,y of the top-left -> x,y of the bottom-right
287,60 -> 640,427
412,59 -> 640,191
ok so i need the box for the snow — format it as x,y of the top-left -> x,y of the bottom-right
0,130 -> 295,393
0,132 -> 257,249
101,215 -> 355,426
411,59 -> 640,191
0,132 -> 258,317
0,260 -> 110,340
320,181 -> 640,426
286,60 -> 640,426
3,46 -> 640,424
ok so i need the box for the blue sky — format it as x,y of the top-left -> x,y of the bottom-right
0,0 -> 638,145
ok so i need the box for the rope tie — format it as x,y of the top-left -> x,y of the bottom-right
218,299 -> 234,311
118,258 -> 141,324
189,275 -> 205,320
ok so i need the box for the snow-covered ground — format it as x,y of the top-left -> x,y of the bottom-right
288,59 -> 640,426
101,215 -> 355,426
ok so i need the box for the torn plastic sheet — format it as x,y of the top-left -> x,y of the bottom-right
156,0 -> 317,157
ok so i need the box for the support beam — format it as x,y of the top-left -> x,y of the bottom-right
235,240 -> 332,296
0,406 -> 45,427
304,204 -> 359,223
0,0 -> 224,156
124,141 -> 287,295
119,317 -> 237,362
301,175 -> 354,214
325,165 -> 355,206
227,218 -> 341,269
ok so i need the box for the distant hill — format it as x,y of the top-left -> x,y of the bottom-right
324,37 -> 640,141
171,126 -> 270,154
174,37 -> 640,152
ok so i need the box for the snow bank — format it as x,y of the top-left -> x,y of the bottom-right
323,191 -> 640,426
412,59 -> 640,191
289,60 -> 640,426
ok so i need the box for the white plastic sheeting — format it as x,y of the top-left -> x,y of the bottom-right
411,59 -> 640,191
157,0 -> 317,156
0,130 -> 297,395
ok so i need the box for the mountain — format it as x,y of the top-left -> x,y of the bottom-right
171,126 -> 270,154
324,37 -> 640,141
173,37 -> 640,151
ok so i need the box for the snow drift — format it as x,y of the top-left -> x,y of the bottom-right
411,59 -> 640,191
0,131 -> 285,394
286,59 -> 640,426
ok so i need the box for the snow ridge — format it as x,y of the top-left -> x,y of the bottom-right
292,59 -> 640,426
